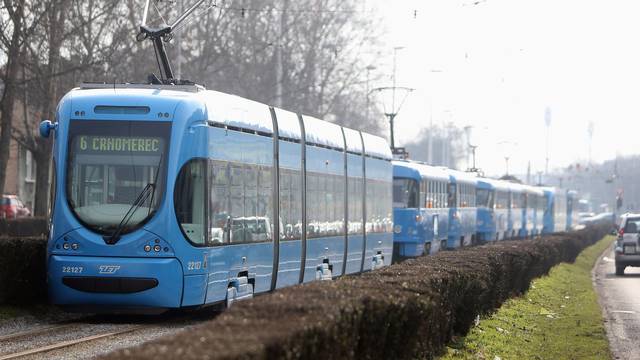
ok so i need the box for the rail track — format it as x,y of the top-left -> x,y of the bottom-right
0,309 -> 219,359
0,323 -> 145,359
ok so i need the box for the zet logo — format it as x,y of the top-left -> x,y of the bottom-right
98,265 -> 121,274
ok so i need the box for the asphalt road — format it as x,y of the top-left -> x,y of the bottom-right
594,246 -> 640,360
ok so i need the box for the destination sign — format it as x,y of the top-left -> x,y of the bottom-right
76,136 -> 163,153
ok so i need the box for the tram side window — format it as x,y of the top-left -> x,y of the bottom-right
471,185 -> 477,207
209,161 -> 230,245
334,174 -> 345,235
392,178 -> 418,208
448,183 -> 457,208
306,171 -> 345,238
291,169 -> 302,238
420,180 -> 427,208
425,180 -> 432,208
279,170 -> 290,240
175,160 -> 206,246
367,178 -> 391,233
461,185 -> 467,208
477,188 -> 490,208
280,169 -> 303,241
348,176 -> 363,234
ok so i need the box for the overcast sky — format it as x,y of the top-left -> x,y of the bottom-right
368,0 -> 640,177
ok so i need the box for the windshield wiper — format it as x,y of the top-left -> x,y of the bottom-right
104,182 -> 155,245
104,155 -> 163,245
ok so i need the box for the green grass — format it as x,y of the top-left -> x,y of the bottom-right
442,235 -> 614,360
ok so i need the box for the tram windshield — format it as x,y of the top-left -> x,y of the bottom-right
66,120 -> 170,234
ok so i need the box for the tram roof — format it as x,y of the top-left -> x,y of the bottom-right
392,160 -> 450,181
68,86 -> 390,158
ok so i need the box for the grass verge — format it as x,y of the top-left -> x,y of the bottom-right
442,235 -> 614,360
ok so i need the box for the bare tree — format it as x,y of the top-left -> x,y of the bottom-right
12,0 -> 126,215
2,0 -> 388,215
0,0 -> 26,197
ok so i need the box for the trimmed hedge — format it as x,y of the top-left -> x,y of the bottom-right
0,236 -> 48,304
0,217 -> 49,237
106,226 -> 608,360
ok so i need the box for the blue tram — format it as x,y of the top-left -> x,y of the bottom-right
446,170 -> 478,249
392,161 -> 449,257
542,187 -> 567,234
392,160 -> 579,253
566,190 -> 579,230
41,83 -> 393,312
509,183 -> 526,239
475,179 -> 495,242
476,178 -> 510,242
525,186 -> 544,237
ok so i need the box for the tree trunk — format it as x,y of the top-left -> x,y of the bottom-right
30,0 -> 71,216
0,1 -> 25,196
33,146 -> 51,217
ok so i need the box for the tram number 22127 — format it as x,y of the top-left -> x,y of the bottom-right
62,266 -> 84,274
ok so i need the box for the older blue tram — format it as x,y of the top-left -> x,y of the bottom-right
392,160 -> 579,256
392,161 -> 449,257
42,83 -> 393,312
447,170 -> 478,249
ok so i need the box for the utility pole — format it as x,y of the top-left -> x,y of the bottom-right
370,47 -> 413,156
545,107 -> 552,174
588,121 -> 594,165
505,156 -> 510,176
390,46 -> 403,151
391,47 -> 404,121
427,108 -> 433,164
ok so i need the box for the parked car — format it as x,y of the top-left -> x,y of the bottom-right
614,213 -> 640,275
0,195 -> 31,219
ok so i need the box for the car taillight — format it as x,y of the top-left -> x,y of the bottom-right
618,228 -> 624,237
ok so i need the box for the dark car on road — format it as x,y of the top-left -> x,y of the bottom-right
615,213 -> 640,275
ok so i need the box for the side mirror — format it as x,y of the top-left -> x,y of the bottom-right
39,120 -> 58,138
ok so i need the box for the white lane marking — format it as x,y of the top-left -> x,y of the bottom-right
602,257 -> 614,262
612,310 -> 636,314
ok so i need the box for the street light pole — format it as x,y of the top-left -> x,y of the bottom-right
545,107 -> 551,174
391,46 -> 404,119
388,113 -> 397,149
505,156 -> 510,176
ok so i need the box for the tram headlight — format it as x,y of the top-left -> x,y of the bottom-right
144,245 -> 151,252
71,243 -> 79,250
63,243 -> 70,250
153,245 -> 161,252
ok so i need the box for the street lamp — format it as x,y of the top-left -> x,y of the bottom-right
370,86 -> 414,152
498,140 -> 518,177
391,46 -> 405,115
464,125 -> 479,173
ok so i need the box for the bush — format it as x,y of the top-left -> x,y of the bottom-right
105,225 -> 608,360
0,237 -> 48,304
0,217 -> 49,237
